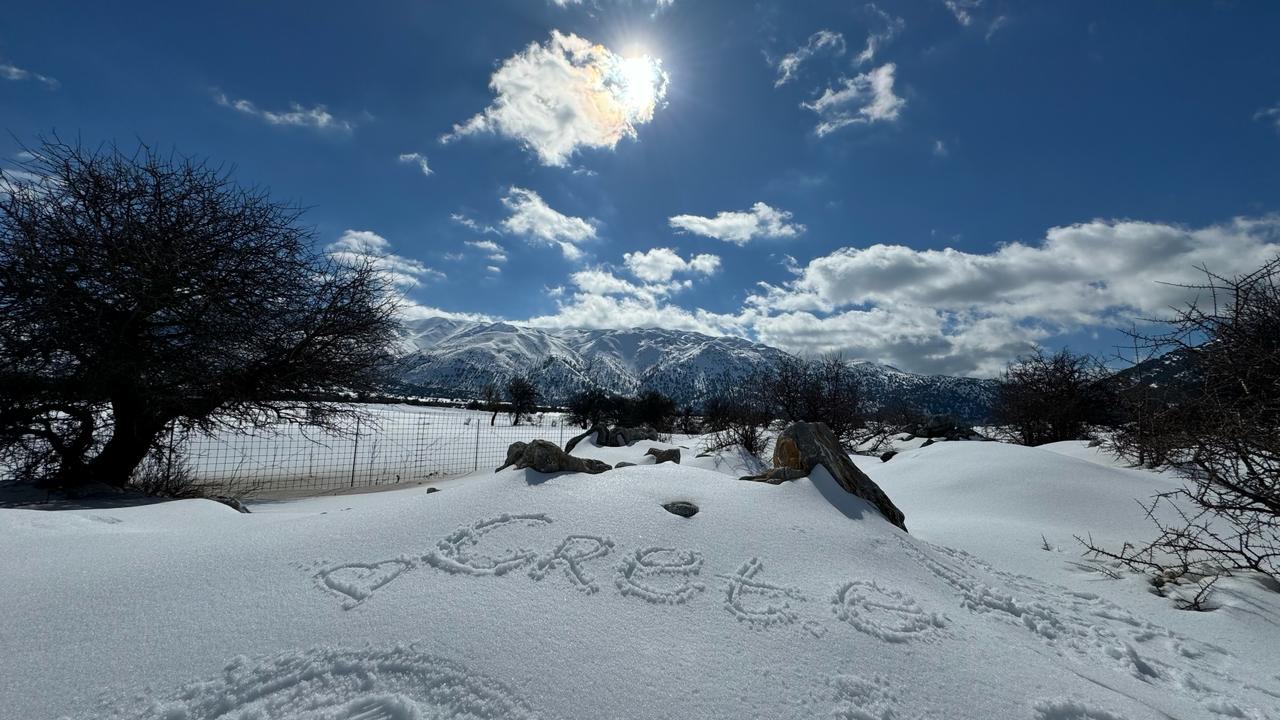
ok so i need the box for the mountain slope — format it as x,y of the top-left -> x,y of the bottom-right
396,318 -> 996,421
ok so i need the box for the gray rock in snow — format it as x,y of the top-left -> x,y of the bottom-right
662,501 -> 699,518
496,440 -> 610,475
644,448 -> 681,464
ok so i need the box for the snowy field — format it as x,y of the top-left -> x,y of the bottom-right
3,437 -> 1279,719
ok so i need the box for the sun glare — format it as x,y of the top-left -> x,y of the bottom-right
611,52 -> 667,119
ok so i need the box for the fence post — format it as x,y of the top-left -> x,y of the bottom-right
473,414 -> 480,472
350,416 -> 361,488
165,422 -> 176,481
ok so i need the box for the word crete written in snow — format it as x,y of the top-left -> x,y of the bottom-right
315,513 -> 960,639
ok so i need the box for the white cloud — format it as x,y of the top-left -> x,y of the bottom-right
500,186 -> 597,260
623,247 -> 720,282
398,152 -> 432,176
1256,102 -> 1280,132
400,303 -> 495,323
465,239 -> 508,263
985,15 -> 1010,41
0,60 -> 58,89
524,271 -> 739,335
933,139 -> 949,156
743,216 -> 1280,375
442,31 -> 669,167
943,0 -> 983,26
214,92 -> 354,132
774,30 -> 845,88
450,212 -> 501,235
803,63 -> 904,136
669,202 -> 804,245
326,230 -> 444,287
854,5 -> 905,66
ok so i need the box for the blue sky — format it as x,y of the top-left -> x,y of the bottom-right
3,0 -> 1279,376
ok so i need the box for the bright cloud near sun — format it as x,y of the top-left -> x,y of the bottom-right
442,30 -> 669,167
668,202 -> 805,245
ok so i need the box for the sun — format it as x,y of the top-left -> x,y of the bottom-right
611,51 -> 668,120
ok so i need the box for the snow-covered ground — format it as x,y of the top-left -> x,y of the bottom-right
2,437 -> 1278,719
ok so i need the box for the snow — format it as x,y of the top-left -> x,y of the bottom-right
2,438 -> 1278,719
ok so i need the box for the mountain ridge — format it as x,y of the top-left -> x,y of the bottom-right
395,317 -> 996,422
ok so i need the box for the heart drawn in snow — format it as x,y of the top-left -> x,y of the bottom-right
318,560 -> 412,608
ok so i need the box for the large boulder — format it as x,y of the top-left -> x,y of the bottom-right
644,447 -> 680,465
767,422 -> 907,532
496,440 -> 610,475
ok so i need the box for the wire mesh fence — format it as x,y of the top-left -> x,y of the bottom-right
181,404 -> 572,494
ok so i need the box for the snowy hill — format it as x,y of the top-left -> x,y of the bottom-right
396,318 -> 996,421
3,437 -> 1278,719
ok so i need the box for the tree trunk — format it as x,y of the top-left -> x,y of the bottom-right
490,409 -> 497,426
82,399 -> 163,488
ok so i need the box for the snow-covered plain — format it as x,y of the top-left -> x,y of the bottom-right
2,437 -> 1278,719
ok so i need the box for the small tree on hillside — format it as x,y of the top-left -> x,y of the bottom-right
0,138 -> 400,490
506,374 -> 540,427
992,348 -> 1116,446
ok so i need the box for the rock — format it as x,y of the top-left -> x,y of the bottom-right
920,438 -> 934,448
212,496 -> 250,513
425,487 -> 440,494
606,425 -> 661,447
496,440 -> 610,475
613,461 -> 636,469
662,501 -> 699,518
769,422 -> 907,532
564,425 -> 607,453
644,448 -> 681,464
880,451 -> 897,463
739,467 -> 809,485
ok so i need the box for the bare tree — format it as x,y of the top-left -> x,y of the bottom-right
481,382 -> 504,426
1084,258 -> 1280,585
702,371 -> 775,459
566,387 -> 613,429
0,138 -> 400,490
762,354 -> 864,447
992,348 -> 1117,446
506,374 -> 540,427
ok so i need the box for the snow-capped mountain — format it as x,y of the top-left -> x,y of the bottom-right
395,317 -> 996,421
